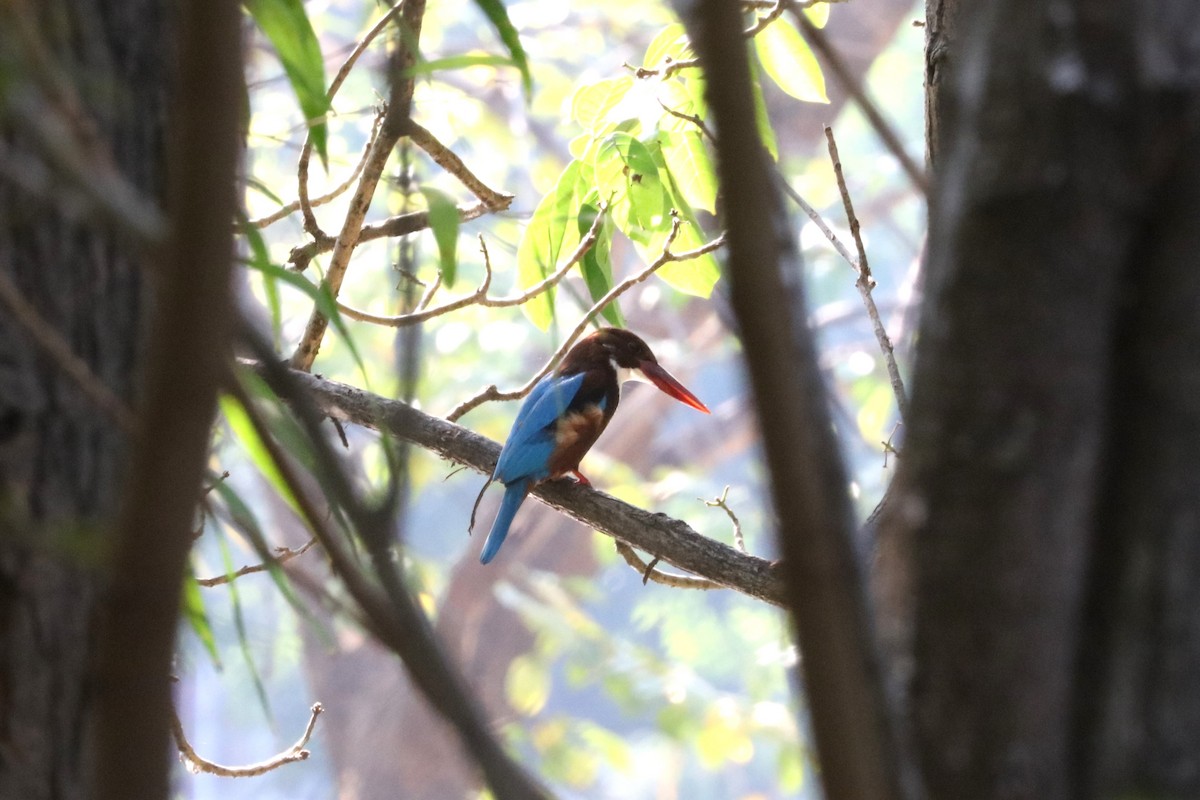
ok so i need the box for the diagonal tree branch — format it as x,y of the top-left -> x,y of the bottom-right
263,366 -> 786,606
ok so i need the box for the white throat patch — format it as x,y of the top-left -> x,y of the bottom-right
611,358 -> 650,386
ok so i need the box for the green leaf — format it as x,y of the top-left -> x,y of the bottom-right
215,523 -> 273,721
246,176 -> 285,206
240,257 -> 369,384
517,161 -> 580,329
420,187 -> 460,287
654,220 -> 721,296
753,19 -> 828,104
577,205 -> 622,326
643,23 -> 694,71
595,132 -> 667,241
244,0 -> 331,165
403,53 -> 515,77
805,2 -> 831,28
210,478 -> 314,628
506,655 -> 550,715
657,130 -> 717,214
470,0 -> 532,97
239,214 -> 282,346
570,77 -> 634,133
182,565 -> 221,668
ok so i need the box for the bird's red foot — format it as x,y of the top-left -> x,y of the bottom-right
571,470 -> 592,486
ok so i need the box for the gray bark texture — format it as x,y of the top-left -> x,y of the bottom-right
888,1 -> 1200,798
0,2 -> 169,798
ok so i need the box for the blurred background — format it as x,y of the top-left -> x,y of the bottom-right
178,0 -> 925,797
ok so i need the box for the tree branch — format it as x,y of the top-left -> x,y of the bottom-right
171,702 -> 322,777
260,366 -> 785,606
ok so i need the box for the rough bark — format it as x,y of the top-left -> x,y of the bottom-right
0,2 -> 170,798
889,1 -> 1200,798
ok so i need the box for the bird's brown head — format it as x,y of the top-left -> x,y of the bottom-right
562,327 -> 710,413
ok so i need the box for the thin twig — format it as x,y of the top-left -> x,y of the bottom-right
196,538 -> 318,587
776,172 -> 856,268
171,702 -> 322,777
446,218 -> 725,422
825,126 -> 908,420
614,541 -> 721,590
0,270 -> 137,433
252,110 -> 384,229
297,0 -> 406,240
704,485 -> 746,553
406,120 -> 513,209
630,0 -> 817,79
789,3 -> 928,196
743,0 -> 788,37
337,208 -> 605,327
658,100 -> 717,143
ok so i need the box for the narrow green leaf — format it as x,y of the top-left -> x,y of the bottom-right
749,58 -> 780,160
182,564 -> 222,668
577,205 -> 622,326
240,257 -> 370,384
753,19 -> 829,104
403,53 -> 515,77
571,77 -> 634,133
517,161 -> 580,329
421,187 -> 460,287
239,215 -> 281,347
210,478 -> 313,627
214,524 -> 273,721
244,0 -> 331,164
470,0 -> 532,97
246,176 -> 285,206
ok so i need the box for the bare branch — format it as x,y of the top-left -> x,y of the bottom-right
171,702 -> 322,777
406,120 -> 513,210
825,126 -> 908,420
195,538 -> 317,587
704,485 -> 746,554
259,365 -> 784,606
297,0 -> 407,240
337,205 -> 604,327
447,219 -> 725,422
252,110 -> 385,229
614,541 -> 722,590
289,0 -> 432,371
287,199 -> 503,272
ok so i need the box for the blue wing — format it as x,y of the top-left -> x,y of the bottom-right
493,372 -> 586,484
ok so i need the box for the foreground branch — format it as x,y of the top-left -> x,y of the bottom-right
271,367 -> 785,606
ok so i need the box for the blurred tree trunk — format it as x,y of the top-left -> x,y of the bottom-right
0,2 -> 169,798
883,1 -> 1200,797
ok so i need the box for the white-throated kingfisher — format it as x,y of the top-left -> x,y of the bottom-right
471,327 -> 710,564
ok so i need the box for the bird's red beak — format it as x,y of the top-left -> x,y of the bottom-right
639,360 -> 710,414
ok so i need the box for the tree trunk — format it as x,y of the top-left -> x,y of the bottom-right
0,2 -> 171,798
890,1 -> 1200,797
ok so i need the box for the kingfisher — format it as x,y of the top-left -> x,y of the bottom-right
471,327 -> 710,564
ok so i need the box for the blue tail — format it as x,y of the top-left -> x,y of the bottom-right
480,482 -> 529,564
